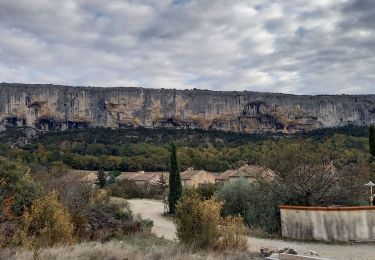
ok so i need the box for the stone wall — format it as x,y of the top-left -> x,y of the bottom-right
1,83 -> 375,133
280,205 -> 375,241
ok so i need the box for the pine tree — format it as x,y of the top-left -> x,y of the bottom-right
96,170 -> 107,188
168,142 -> 182,214
370,125 -> 375,157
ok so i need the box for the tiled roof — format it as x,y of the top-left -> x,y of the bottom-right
180,170 -> 207,180
215,164 -> 272,180
230,164 -> 265,178
117,172 -> 169,181
216,169 -> 236,180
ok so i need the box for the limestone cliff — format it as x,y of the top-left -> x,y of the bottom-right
0,83 -> 374,133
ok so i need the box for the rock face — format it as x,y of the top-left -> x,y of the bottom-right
0,83 -> 374,133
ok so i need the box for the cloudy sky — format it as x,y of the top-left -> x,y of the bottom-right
0,0 -> 374,94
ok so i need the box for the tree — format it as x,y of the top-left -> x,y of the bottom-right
370,125 -> 375,157
96,170 -> 106,189
0,157 -> 40,218
214,179 -> 252,216
156,173 -> 168,195
168,142 -> 182,214
260,141 -> 363,206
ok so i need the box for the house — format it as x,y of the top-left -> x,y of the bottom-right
215,164 -> 273,183
180,168 -> 216,187
117,171 -> 169,186
215,169 -> 236,184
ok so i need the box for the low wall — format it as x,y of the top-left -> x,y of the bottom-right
280,205 -> 375,241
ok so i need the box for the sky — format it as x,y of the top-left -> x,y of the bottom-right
0,0 -> 374,94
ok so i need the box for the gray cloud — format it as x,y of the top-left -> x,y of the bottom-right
0,0 -> 374,94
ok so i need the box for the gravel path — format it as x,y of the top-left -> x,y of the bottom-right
127,199 -> 177,241
127,199 -> 375,260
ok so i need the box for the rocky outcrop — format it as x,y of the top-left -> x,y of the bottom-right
0,83 -> 374,133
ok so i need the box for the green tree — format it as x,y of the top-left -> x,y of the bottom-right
370,125 -> 375,157
0,157 -> 40,218
168,142 -> 182,214
156,173 -> 168,195
214,179 -> 252,216
96,170 -> 106,189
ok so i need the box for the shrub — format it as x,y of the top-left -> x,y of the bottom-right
109,179 -> 142,199
215,179 -> 281,234
175,190 -> 247,251
0,157 -> 40,218
214,179 -> 252,216
216,215 -> 247,251
14,192 -> 76,249
109,179 -> 165,199
82,201 -> 148,241
243,182 -> 282,234
196,183 -> 220,200
176,191 -> 220,248
96,170 -> 107,188
34,166 -> 96,239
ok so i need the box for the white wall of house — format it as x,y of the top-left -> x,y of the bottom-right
188,171 -> 216,187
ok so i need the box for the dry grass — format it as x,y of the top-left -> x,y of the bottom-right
0,233 -> 261,260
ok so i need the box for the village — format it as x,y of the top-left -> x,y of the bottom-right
72,156 -> 375,257
75,163 -> 272,188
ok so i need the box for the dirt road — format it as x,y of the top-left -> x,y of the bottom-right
127,199 -> 375,260
127,199 -> 176,241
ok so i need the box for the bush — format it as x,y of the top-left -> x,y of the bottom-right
109,179 -> 165,199
215,179 -> 281,234
175,190 -> 247,251
33,165 -> 97,239
14,192 -> 76,249
109,179 -> 142,199
243,182 -> 282,234
216,215 -> 248,251
214,179 -> 252,216
195,183 -> 220,200
0,157 -> 41,219
82,201 -> 149,241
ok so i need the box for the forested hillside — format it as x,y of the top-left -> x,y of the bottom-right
0,125 -> 371,172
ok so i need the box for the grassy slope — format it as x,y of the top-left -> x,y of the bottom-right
1,233 -> 260,260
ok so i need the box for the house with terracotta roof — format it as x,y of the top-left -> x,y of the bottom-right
180,168 -> 216,187
215,164 -> 273,183
215,169 -> 236,183
117,171 -> 169,186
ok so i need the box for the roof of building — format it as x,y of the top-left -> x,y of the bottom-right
230,164 -> 265,178
117,171 -> 169,182
216,169 -> 236,180
180,169 -> 209,180
216,164 -> 272,180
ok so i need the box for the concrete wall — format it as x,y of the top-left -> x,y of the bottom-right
280,206 -> 375,242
